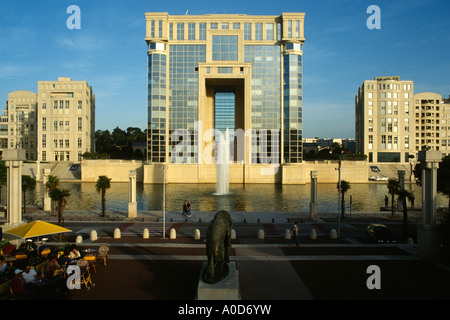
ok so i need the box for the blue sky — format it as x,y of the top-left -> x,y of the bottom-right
1,0 -> 449,139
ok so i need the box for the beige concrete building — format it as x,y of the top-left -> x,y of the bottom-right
355,76 -> 414,163
145,12 -> 306,183
37,77 -> 95,162
0,91 -> 38,160
413,92 -> 449,155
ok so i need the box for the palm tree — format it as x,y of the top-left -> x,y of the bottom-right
337,180 -> 351,217
22,175 -> 36,214
396,187 -> 415,242
45,175 -> 60,216
49,188 -> 70,226
387,179 -> 400,217
96,175 -> 111,217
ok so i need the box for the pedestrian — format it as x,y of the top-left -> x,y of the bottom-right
182,200 -> 188,217
384,195 -> 389,207
289,222 -> 299,246
186,201 -> 191,217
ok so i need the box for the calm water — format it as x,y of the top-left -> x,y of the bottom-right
22,182 -> 448,213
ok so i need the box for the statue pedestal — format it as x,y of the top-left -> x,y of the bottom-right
197,261 -> 240,300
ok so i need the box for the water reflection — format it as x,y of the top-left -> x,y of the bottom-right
21,182 -> 448,213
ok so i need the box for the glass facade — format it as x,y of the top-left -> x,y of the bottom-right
283,52 -> 303,163
168,45 -> 206,163
244,45 -> 282,164
146,13 -> 305,167
148,53 -> 167,162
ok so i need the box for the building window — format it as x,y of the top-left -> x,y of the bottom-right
78,117 -> 82,131
255,23 -> 262,40
78,137 -> 82,148
188,23 -> 195,40
53,101 -> 58,109
158,20 -> 163,38
42,151 -> 46,161
177,23 -> 184,40
221,22 -> 229,29
218,67 -> 233,74
65,100 -> 70,109
42,134 -> 46,148
53,121 -> 58,131
244,23 -> 251,40
210,22 -> 218,29
42,117 -> 46,131
78,101 -> 82,109
42,102 -> 46,109
266,23 -> 274,41
65,139 -> 70,148
233,22 -> 240,30
199,23 -> 206,40
212,35 -> 238,61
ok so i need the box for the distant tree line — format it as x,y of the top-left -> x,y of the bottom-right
303,142 -> 367,161
89,126 -> 147,160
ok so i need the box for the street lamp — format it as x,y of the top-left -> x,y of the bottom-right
161,165 -> 167,238
335,158 -> 342,237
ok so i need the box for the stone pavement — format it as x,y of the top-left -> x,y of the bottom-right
4,209 -> 450,302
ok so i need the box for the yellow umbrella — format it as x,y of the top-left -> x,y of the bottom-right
4,220 -> 72,239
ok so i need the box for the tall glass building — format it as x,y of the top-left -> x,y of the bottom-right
145,13 -> 305,183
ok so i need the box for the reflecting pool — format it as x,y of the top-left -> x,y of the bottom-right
20,182 -> 448,213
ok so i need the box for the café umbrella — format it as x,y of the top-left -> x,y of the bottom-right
4,220 -> 72,239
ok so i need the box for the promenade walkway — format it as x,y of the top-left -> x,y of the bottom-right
3,209 -> 450,301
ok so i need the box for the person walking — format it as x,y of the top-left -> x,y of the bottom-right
289,222 -> 299,246
182,200 -> 188,217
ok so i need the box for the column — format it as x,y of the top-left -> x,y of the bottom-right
128,170 -> 137,218
397,170 -> 406,211
3,150 -> 26,225
43,169 -> 51,211
310,171 -> 318,218
417,150 -> 442,259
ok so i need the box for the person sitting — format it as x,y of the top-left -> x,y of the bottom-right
0,255 -> 7,273
45,255 -> 61,278
11,269 -> 26,299
22,265 -> 38,284
68,246 -> 81,260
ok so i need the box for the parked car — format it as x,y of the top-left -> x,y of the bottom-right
365,224 -> 398,243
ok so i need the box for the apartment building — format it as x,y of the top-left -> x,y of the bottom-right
355,76 -> 414,163
37,77 -> 95,162
413,92 -> 449,155
0,77 -> 95,162
0,91 -> 38,160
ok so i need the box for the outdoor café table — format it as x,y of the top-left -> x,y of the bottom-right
5,256 -> 17,267
82,249 -> 97,272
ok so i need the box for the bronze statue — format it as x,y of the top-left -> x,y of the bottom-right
203,210 -> 233,284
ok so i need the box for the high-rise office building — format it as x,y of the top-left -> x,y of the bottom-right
145,12 -> 305,173
355,76 -> 414,163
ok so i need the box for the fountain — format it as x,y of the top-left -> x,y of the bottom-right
215,128 -> 230,195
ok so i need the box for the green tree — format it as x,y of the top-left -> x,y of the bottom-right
387,179 -> 401,217
22,175 -> 36,214
45,175 -> 60,216
96,175 -> 111,217
396,187 -> 415,242
337,180 -> 351,217
49,188 -> 70,226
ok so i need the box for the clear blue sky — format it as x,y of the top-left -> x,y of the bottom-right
1,0 -> 449,139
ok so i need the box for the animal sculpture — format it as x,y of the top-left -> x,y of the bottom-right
203,210 -> 233,284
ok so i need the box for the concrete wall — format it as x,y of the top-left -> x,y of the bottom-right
81,160 -> 144,182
